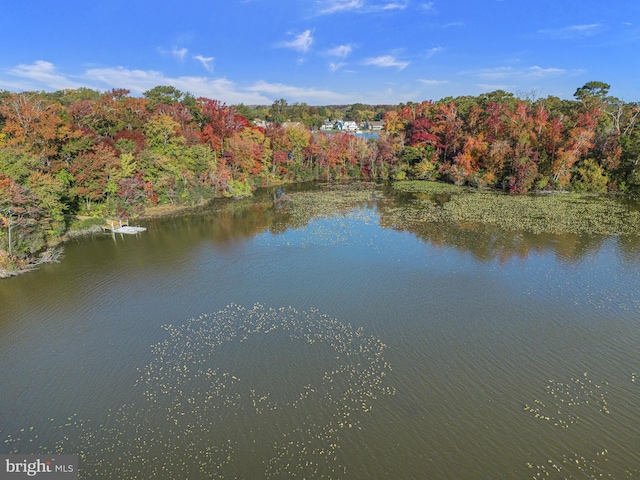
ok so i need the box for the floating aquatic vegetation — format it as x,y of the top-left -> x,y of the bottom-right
256,183 -> 390,251
258,209 -> 381,250
276,183 -> 380,230
524,373 -> 609,428
389,181 -> 640,236
527,448 -> 617,479
522,373 -> 640,478
392,180 -> 467,195
2,304 -> 393,479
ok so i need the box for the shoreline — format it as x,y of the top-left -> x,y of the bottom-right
3,180 -> 640,278
1,198 -> 225,278
139,202 -> 211,220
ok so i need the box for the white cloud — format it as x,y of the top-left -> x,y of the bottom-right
537,24 -> 601,39
443,21 -> 464,28
526,66 -> 565,78
477,83 -> 511,92
247,80 -> 418,105
419,79 -> 448,85
0,59 -> 473,106
420,2 -> 436,13
158,46 -> 188,61
475,66 -> 514,80
474,66 -> 566,80
0,60 -> 357,104
326,44 -> 353,58
382,2 -> 408,10
81,66 -> 270,103
83,66 -> 166,93
329,62 -> 346,72
425,46 -> 443,58
6,60 -> 85,90
172,46 -> 188,61
194,55 -> 214,72
281,30 -> 314,52
360,86 -> 422,104
317,0 -> 407,14
363,55 -> 409,70
318,0 -> 363,14
246,80 -> 351,103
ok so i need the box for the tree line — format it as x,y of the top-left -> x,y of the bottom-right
1,81 -> 639,267
385,82 -> 640,193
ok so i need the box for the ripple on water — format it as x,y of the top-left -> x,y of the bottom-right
1,304 -> 394,479
525,372 -> 640,478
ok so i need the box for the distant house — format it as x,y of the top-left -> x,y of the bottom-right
342,121 -> 358,132
320,120 -> 335,131
364,121 -> 385,131
320,120 -> 359,132
253,118 -> 269,128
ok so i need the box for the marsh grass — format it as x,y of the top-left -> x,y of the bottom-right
391,181 -> 640,236
65,217 -> 106,237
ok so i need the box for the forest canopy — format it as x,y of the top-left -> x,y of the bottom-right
1,82 -> 639,267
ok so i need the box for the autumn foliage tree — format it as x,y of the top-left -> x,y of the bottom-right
198,99 -> 249,156
1,81 -> 638,267
70,143 -> 119,212
0,174 -> 43,256
390,84 -> 626,192
0,93 -> 80,170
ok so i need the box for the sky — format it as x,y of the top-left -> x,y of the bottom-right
1,0 -> 639,105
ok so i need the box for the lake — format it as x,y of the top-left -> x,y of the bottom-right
1,184 -> 640,478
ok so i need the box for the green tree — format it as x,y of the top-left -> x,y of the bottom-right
574,81 -> 611,102
288,102 -> 311,123
145,114 -> 184,154
0,147 -> 39,182
571,159 -> 609,192
268,99 -> 289,124
619,110 -> 640,189
27,171 -> 67,235
47,87 -> 101,105
233,103 -> 255,121
143,85 -> 186,109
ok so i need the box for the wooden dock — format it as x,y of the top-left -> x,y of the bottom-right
103,220 -> 147,234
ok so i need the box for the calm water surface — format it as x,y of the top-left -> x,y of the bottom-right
1,187 -> 640,478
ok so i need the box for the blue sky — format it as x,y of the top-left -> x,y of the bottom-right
1,0 -> 639,105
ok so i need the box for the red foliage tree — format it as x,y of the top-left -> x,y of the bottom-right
197,99 -> 250,155
69,143 -> 119,211
406,117 -> 439,148
224,132 -> 265,180
433,102 -> 464,164
114,129 -> 147,154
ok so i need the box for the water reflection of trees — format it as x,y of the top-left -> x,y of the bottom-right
144,197 -> 276,249
146,185 -> 640,264
374,197 -> 640,263
614,235 -> 640,262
